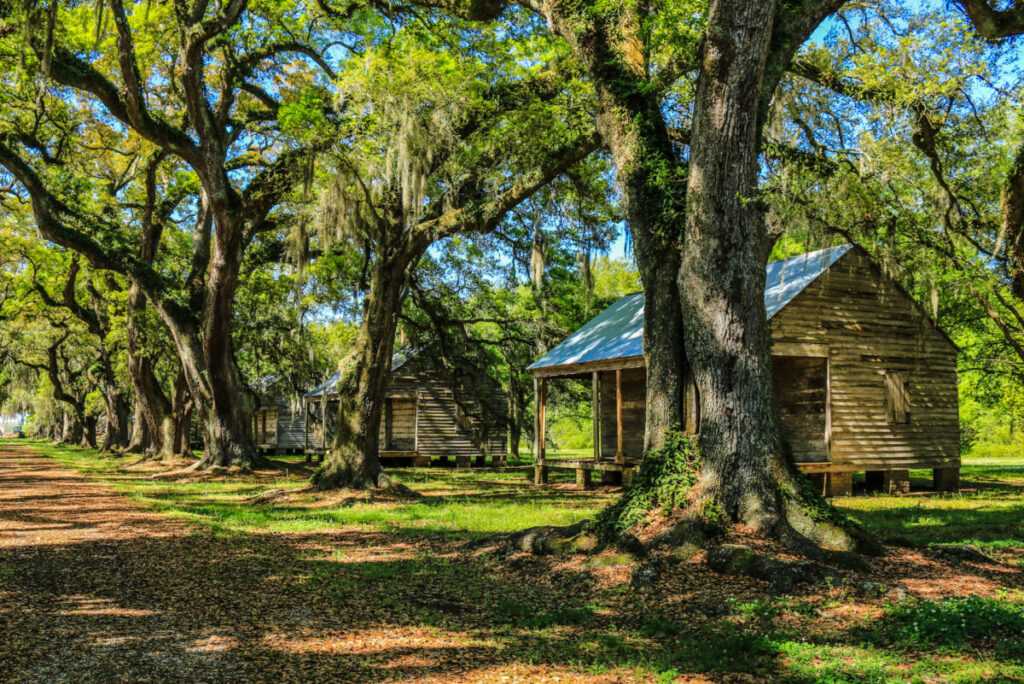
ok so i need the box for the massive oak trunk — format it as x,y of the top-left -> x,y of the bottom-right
81,415 -> 98,450
595,115 -> 686,451
314,257 -> 410,490
96,348 -> 129,450
156,304 -> 264,469
544,6 -> 688,451
137,215 -> 266,470
52,413 -> 64,443
194,233 -> 260,468
678,0 -> 856,553
172,366 -> 194,456
125,401 -> 150,453
1003,144 -> 1024,299
100,382 -> 130,450
125,283 -> 177,458
59,412 -> 77,445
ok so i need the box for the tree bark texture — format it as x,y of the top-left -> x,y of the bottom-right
678,0 -> 852,553
125,401 -> 151,454
124,285 -> 177,459
507,390 -> 525,460
532,2 -> 688,452
314,258 -> 411,490
194,230 -> 259,468
1002,144 -> 1024,299
172,366 -> 195,456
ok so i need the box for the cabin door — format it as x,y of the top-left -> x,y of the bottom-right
773,355 -> 829,463
384,397 -> 417,451
253,410 -> 278,446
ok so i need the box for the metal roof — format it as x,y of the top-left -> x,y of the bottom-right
303,347 -> 420,398
251,374 -> 283,394
528,244 -> 853,371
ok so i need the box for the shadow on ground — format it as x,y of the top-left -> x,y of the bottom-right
2,441 -> 1023,682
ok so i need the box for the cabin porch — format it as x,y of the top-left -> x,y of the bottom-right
529,357 -> 671,488
530,351 -> 960,495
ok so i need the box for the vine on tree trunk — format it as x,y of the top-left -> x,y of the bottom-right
591,429 -> 701,542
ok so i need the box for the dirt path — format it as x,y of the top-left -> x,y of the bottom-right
0,443 -> 636,683
0,443 -> 248,682
5,443 -> 1019,683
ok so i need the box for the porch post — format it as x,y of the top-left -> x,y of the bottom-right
615,369 -> 625,464
592,370 -> 600,462
533,376 -> 540,462
539,377 -> 547,460
303,400 -> 310,463
320,396 -> 327,450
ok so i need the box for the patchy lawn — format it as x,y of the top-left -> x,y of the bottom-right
1,439 -> 1022,683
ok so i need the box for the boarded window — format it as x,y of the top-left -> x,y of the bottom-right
383,398 -> 417,450
885,371 -> 910,424
454,404 -> 473,433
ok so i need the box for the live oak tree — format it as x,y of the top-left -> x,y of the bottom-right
122,155 -> 197,459
0,252 -> 104,449
0,0 -> 336,467
27,255 -> 131,450
403,0 -> 886,555
305,22 -> 599,489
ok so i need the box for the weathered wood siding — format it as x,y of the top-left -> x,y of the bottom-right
386,373 -> 507,461
254,398 -> 306,451
599,368 -> 646,461
768,248 -> 960,470
299,363 -> 508,460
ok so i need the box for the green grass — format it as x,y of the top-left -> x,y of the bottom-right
834,465 -> 1024,550
7,437 -> 1024,682
963,441 -> 1024,462
20,439 -> 613,538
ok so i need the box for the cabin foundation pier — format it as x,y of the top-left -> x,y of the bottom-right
865,469 -> 910,494
575,468 -> 592,489
826,472 -> 853,497
933,467 -> 960,492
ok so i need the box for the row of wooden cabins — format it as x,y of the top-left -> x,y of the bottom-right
528,245 -> 961,496
251,352 -> 507,466
250,245 -> 961,495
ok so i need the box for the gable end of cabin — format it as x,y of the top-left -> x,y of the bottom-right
769,246 -> 960,494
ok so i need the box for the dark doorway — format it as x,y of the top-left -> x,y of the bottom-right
773,355 -> 829,463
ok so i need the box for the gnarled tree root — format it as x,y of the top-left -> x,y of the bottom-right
706,543 -> 841,594
247,485 -> 313,505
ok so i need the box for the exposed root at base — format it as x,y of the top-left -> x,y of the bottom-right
247,485 -> 314,504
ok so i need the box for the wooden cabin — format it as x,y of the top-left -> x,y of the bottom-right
304,352 -> 508,466
528,245 -> 961,495
251,376 -> 307,453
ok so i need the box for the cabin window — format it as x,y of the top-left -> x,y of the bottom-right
253,410 -> 278,445
384,398 -> 417,450
455,404 -> 473,433
885,371 -> 910,424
